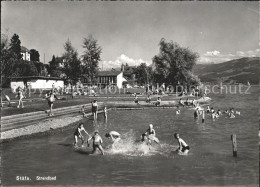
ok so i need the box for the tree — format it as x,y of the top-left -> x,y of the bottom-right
81,35 -> 102,83
30,49 -> 40,62
9,33 -> 22,60
1,33 -> 16,87
134,63 -> 153,85
47,55 -> 63,77
62,39 -> 82,85
13,60 -> 38,77
152,38 -> 199,87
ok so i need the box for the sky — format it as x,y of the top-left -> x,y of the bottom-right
1,1 -> 259,70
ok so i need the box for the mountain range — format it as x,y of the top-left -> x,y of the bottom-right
193,57 -> 259,84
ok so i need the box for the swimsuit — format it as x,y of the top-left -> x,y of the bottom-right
147,129 -> 155,135
74,128 -> 81,137
92,103 -> 97,112
194,111 -> 199,118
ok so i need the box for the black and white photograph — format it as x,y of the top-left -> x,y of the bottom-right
1,1 -> 259,186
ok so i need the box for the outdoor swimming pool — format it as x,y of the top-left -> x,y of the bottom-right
1,86 -> 259,186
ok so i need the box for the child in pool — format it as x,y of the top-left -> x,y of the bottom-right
105,131 -> 120,149
206,106 -> 210,113
92,100 -> 98,120
174,133 -> 190,154
103,106 -> 108,119
217,109 -> 222,116
143,124 -> 160,145
81,105 -> 88,118
74,123 -> 89,147
176,106 -> 180,115
194,108 -> 200,119
87,130 -> 104,155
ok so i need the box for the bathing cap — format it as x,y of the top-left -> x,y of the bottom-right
149,124 -> 153,128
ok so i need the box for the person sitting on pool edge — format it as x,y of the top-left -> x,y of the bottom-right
87,130 -> 104,155
134,94 -> 139,104
105,131 -> 121,149
74,123 -> 89,147
179,98 -> 185,107
174,133 -> 190,154
146,94 -> 151,103
155,97 -> 161,106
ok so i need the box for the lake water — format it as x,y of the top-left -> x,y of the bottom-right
1,86 -> 259,186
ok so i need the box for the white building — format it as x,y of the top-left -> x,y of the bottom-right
97,71 -> 127,89
21,46 -> 30,61
10,76 -> 64,91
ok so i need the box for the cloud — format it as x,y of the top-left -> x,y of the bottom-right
204,50 -> 220,56
199,49 -> 260,64
99,54 -> 152,70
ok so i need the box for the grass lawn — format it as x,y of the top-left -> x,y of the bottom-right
1,87 -> 186,117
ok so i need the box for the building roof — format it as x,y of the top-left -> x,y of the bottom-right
97,71 -> 122,77
9,76 -> 65,81
21,46 -> 30,53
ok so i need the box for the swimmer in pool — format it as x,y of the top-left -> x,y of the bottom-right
174,133 -> 190,154
217,109 -> 222,116
194,108 -> 200,119
206,106 -> 210,113
142,124 -> 160,145
105,131 -> 121,149
87,130 -> 104,155
229,112 -> 235,118
74,123 -> 89,147
176,106 -> 180,115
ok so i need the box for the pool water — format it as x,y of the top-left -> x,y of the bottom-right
1,86 -> 259,186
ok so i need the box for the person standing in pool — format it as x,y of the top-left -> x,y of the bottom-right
74,123 -> 89,147
103,106 -> 108,120
174,133 -> 190,154
206,106 -> 210,113
92,100 -> 98,120
194,108 -> 200,119
105,131 -> 121,149
87,130 -> 104,155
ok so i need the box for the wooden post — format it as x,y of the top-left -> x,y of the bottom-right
231,134 -> 237,157
202,110 -> 205,123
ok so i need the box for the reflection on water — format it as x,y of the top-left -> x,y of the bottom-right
2,86 -> 259,186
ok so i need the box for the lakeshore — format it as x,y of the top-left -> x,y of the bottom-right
1,95 -> 212,141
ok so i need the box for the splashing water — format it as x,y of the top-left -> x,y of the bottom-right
104,130 -> 177,157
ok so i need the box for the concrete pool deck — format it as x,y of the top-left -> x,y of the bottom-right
1,97 -> 212,141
